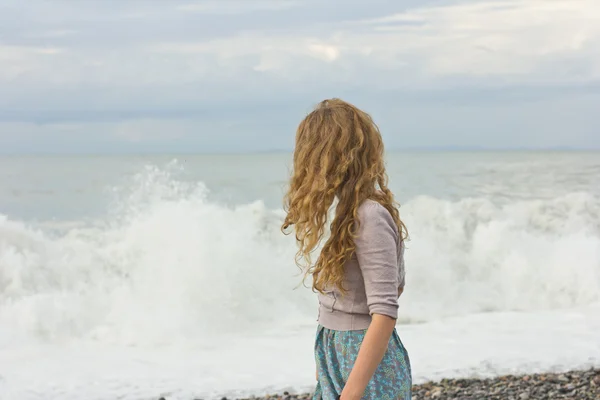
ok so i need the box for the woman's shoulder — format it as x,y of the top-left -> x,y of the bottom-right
358,198 -> 393,219
355,199 -> 400,248
357,199 -> 397,232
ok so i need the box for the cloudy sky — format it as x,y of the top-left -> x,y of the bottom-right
1,0 -> 599,153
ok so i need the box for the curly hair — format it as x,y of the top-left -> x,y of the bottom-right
282,98 -> 408,294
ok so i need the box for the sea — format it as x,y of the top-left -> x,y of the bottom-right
0,151 -> 599,400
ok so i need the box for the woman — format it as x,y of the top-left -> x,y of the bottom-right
282,98 -> 412,399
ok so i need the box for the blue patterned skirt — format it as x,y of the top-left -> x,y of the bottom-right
313,325 -> 412,400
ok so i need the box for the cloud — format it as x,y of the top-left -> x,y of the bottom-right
21,29 -> 78,39
176,0 -> 300,14
112,119 -> 197,143
357,0 -> 600,81
0,0 -> 599,151
307,44 -> 340,62
4,0 -> 597,90
0,45 -> 65,81
3,89 -> 599,153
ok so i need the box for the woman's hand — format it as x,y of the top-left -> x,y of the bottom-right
339,314 -> 396,399
339,387 -> 363,400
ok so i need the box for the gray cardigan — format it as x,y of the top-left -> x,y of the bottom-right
317,199 -> 405,330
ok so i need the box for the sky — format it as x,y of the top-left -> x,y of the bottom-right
0,0 -> 599,153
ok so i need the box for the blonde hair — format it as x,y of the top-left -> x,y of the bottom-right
282,98 -> 408,293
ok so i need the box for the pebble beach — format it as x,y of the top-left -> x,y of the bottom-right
221,368 -> 599,400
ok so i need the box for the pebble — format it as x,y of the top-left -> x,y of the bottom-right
408,368 -> 599,400
159,368 -> 600,400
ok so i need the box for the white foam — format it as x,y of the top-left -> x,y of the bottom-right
0,166 -> 315,346
401,193 -> 600,321
1,305 -> 598,400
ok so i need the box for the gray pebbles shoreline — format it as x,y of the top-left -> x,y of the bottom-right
157,368 -> 599,400
229,368 -> 599,400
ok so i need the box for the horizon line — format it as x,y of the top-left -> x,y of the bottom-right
0,146 -> 598,157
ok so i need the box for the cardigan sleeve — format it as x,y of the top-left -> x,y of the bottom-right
355,202 -> 400,319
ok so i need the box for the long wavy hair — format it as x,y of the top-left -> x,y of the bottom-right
282,98 -> 408,294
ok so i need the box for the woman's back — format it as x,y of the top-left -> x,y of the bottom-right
317,199 -> 406,331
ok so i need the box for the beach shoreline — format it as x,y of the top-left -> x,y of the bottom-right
228,368 -> 599,400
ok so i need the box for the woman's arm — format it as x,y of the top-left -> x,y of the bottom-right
340,314 -> 396,399
341,202 -> 402,399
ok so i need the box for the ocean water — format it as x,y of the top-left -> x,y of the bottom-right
0,152 -> 599,400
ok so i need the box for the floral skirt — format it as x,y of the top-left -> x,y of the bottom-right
313,325 -> 412,400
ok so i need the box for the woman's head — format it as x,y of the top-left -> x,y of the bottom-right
282,98 -> 407,293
